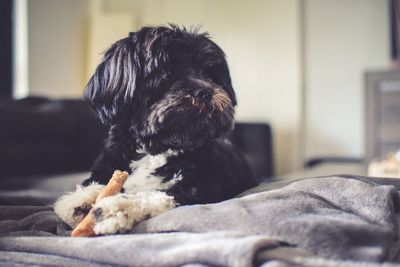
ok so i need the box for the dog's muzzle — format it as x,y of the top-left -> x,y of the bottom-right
189,88 -> 231,113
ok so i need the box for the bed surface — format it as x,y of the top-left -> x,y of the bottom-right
1,175 -> 400,267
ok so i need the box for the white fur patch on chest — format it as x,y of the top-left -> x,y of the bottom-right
124,149 -> 182,194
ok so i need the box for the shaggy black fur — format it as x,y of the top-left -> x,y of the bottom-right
82,25 -> 257,205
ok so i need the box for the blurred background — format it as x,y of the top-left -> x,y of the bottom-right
0,0 -> 398,197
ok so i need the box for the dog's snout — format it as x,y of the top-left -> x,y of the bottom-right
194,89 -> 213,101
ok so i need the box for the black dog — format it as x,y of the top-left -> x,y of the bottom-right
54,25 -> 257,235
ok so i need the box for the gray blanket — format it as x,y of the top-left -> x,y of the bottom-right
1,175 -> 400,267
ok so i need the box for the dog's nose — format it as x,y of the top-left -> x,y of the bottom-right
194,89 -> 213,101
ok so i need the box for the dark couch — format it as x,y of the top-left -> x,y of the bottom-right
0,97 -> 107,179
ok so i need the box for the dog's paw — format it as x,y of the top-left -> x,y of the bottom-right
92,192 -> 176,235
91,194 -> 139,235
54,182 -> 104,227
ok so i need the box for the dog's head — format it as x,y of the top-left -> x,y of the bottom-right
84,25 -> 236,154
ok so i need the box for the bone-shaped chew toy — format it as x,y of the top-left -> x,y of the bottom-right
71,170 -> 129,237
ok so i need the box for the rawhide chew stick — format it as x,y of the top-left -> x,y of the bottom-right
71,170 -> 129,237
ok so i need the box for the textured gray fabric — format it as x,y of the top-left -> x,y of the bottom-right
0,176 -> 400,267
0,206 -> 69,237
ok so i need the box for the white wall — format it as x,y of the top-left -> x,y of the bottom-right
28,0 -> 88,98
303,0 -> 390,161
13,0 -> 29,99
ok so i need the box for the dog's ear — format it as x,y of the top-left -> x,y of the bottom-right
212,62 -> 237,107
203,39 -> 237,107
223,72 -> 237,107
84,34 -> 141,125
